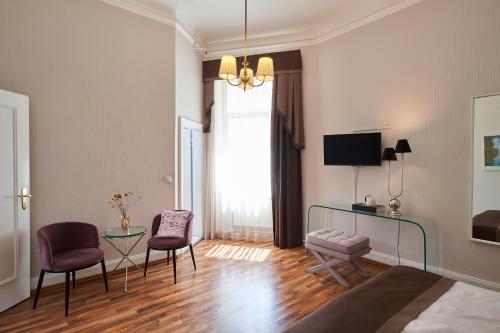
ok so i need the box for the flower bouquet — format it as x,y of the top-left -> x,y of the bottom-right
108,192 -> 141,229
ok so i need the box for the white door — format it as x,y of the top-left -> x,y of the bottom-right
0,90 -> 30,313
179,118 -> 203,244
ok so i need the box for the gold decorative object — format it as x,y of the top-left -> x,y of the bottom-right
121,215 -> 130,230
108,192 -> 141,230
218,0 -> 274,91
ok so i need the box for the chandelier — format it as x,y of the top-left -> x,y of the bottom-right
218,0 -> 274,91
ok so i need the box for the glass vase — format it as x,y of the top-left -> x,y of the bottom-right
121,215 -> 130,230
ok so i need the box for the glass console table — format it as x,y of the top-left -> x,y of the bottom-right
307,203 -> 438,271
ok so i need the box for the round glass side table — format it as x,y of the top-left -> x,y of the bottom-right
102,226 -> 147,292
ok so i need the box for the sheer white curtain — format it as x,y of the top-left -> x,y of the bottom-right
204,80 -> 273,241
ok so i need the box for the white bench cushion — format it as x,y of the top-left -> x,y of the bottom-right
306,229 -> 369,254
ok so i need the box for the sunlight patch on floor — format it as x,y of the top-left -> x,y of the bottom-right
205,244 -> 271,262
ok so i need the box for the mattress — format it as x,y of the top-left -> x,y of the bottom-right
402,281 -> 500,333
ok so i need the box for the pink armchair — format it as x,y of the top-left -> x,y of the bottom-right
34,222 -> 108,316
143,210 -> 196,284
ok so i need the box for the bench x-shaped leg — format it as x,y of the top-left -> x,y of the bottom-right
309,250 -> 350,288
350,260 -> 369,277
307,257 -> 343,274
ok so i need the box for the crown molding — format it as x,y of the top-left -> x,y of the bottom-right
206,26 -> 311,46
315,0 -> 424,45
204,0 -> 424,60
204,38 -> 317,60
175,22 -> 198,47
99,0 -> 199,48
99,0 -> 423,58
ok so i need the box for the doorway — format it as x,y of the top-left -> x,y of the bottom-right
179,117 -> 203,244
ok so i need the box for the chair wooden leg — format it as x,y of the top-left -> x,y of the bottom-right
101,259 -> 109,292
33,270 -> 45,309
172,249 -> 176,284
189,244 -> 196,271
167,249 -> 170,265
144,247 -> 150,277
65,272 -> 70,316
72,271 -> 76,288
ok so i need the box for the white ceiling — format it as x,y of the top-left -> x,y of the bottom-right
125,0 -> 420,55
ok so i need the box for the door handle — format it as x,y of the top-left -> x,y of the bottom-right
18,187 -> 31,210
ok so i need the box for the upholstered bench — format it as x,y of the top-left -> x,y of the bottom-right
305,229 -> 371,288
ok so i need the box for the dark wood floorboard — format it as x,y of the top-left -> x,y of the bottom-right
0,240 -> 388,333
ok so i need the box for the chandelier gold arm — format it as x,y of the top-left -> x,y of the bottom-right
251,79 -> 266,87
226,78 -> 242,87
226,76 -> 266,89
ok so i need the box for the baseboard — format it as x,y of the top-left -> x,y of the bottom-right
363,250 -> 435,271
364,251 -> 500,291
30,247 -> 189,289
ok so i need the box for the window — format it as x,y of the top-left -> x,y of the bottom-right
209,80 -> 273,241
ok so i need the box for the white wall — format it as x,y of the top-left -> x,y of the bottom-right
175,32 -> 203,124
302,0 -> 500,285
0,0 -> 176,280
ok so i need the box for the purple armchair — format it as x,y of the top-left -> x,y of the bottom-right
34,222 -> 108,316
143,211 -> 196,284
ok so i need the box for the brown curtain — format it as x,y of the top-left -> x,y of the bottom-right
202,80 -> 214,133
271,69 -> 305,249
202,50 -> 304,248
202,50 -> 302,133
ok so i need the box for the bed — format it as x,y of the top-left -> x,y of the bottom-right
284,265 -> 500,333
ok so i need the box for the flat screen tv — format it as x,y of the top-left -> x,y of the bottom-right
324,132 -> 381,166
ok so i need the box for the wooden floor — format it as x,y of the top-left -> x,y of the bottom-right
0,240 -> 387,333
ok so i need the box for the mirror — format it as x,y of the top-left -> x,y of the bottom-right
472,93 -> 500,245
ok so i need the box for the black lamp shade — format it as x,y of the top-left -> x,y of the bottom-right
395,139 -> 412,154
381,148 -> 397,161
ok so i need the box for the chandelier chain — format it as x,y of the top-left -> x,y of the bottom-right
244,0 -> 247,67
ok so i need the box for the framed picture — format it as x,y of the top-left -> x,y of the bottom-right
484,135 -> 500,170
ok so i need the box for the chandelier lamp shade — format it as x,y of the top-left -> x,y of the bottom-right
218,0 -> 274,91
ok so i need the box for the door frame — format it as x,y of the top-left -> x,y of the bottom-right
178,117 -> 203,211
